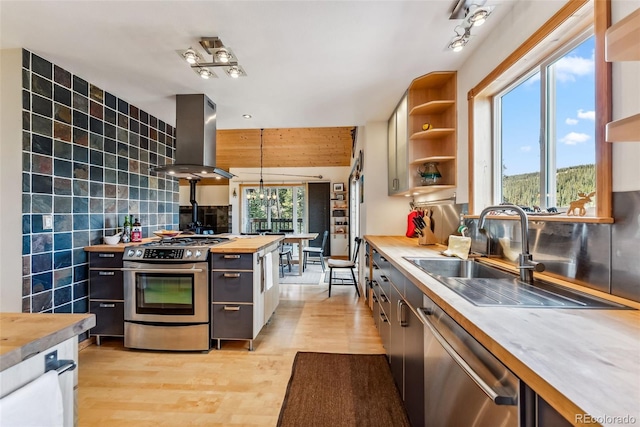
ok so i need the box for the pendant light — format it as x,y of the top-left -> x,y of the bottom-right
259,128 -> 265,199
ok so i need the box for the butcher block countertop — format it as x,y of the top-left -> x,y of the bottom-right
84,235 -> 283,254
365,235 -> 640,427
0,313 -> 95,371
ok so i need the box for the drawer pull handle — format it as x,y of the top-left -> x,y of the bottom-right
98,271 -> 115,276
223,255 -> 241,259
380,294 -> 389,303
380,256 -> 387,262
98,253 -> 115,258
99,303 -> 115,308
223,273 -> 241,278
223,306 -> 240,311
380,313 -> 388,323
380,275 -> 389,282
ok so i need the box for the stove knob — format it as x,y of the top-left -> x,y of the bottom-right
135,250 -> 143,257
195,250 -> 202,258
127,249 -> 135,257
185,250 -> 192,258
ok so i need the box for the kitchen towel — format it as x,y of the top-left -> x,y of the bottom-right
442,235 -> 472,260
264,252 -> 273,290
0,370 -> 64,426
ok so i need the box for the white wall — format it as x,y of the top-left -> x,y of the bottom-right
0,49 -> 24,312
458,0 -> 640,203
611,0 -> 640,192
179,184 -> 229,206
456,0 -> 572,206
360,121 -> 408,236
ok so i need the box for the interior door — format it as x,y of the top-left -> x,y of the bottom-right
308,182 -> 331,256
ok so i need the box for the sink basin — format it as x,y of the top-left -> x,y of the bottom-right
404,257 -> 631,309
405,258 -> 515,280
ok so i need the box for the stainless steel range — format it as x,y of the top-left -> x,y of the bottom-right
122,236 -> 230,351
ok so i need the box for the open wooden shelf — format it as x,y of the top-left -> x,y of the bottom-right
394,185 -> 456,197
606,113 -> 640,142
409,128 -> 455,141
605,8 -> 640,143
409,100 -> 455,116
410,156 -> 456,166
605,7 -> 640,61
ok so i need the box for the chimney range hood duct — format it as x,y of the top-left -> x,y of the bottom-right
152,94 -> 233,179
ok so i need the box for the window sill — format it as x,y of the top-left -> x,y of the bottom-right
464,214 -> 614,224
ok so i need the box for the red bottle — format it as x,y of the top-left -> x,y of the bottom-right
131,218 -> 142,242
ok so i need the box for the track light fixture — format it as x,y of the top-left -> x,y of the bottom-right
447,0 -> 494,52
180,36 -> 246,78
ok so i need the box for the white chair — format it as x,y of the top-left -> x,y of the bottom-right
327,237 -> 361,297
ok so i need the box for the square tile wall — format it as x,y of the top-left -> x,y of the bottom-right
21,49 -> 179,314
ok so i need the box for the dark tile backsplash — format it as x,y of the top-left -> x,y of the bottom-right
21,49 -> 179,314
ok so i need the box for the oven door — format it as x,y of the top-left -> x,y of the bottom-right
123,262 -> 209,324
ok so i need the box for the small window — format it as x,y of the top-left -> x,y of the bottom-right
494,32 -> 596,212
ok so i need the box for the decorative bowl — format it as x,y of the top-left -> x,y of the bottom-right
153,230 -> 182,239
103,233 -> 122,245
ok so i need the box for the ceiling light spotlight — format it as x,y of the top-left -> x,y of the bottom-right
198,68 -> 213,79
215,48 -> 232,63
183,48 -> 199,64
227,66 -> 243,78
243,114 -> 252,119
448,35 -> 468,52
467,6 -> 491,26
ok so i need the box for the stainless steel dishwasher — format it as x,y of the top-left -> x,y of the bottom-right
417,295 -> 520,427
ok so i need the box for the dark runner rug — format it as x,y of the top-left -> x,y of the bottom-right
277,352 -> 410,427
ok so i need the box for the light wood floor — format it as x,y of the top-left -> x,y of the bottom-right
78,284 -> 384,426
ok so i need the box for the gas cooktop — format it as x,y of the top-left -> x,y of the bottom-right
123,236 -> 232,262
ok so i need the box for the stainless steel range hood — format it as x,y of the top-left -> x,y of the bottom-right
152,94 -> 233,179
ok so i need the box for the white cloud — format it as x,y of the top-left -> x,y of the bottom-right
560,132 -> 590,145
577,109 -> 595,121
520,146 -> 532,152
565,118 -> 578,125
554,54 -> 594,82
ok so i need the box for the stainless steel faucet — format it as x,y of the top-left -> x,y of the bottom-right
478,205 -> 545,283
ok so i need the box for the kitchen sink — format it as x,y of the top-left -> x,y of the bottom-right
404,257 -> 631,309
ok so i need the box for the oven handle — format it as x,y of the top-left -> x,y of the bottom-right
121,268 -> 205,273
417,307 -> 516,406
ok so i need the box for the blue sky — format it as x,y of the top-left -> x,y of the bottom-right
500,36 -> 595,176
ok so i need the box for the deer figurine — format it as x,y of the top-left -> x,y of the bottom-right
567,191 -> 596,216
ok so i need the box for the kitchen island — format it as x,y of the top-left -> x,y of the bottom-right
365,235 -> 640,427
0,313 -> 95,426
84,235 -> 283,351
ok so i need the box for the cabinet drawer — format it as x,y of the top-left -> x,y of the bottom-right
211,253 -> 253,270
89,270 -> 124,299
212,304 -> 253,339
373,251 -> 390,271
89,252 -> 123,268
212,271 -> 254,302
89,301 -> 124,336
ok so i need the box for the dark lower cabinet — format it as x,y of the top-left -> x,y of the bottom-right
372,249 -> 424,427
88,251 -> 124,345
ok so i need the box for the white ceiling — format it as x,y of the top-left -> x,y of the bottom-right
0,0 -> 505,130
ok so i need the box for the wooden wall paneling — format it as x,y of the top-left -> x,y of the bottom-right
182,126 -> 354,185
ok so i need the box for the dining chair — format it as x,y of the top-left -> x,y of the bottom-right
265,232 -> 293,277
326,237 -> 361,297
302,230 -> 328,272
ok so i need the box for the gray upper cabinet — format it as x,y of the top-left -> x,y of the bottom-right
388,93 -> 408,195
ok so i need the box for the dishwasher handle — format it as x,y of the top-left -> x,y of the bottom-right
417,307 -> 516,406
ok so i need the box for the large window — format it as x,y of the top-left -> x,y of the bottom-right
241,185 -> 305,233
494,32 -> 596,211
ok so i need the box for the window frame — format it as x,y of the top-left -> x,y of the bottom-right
492,29 -> 596,210
467,0 -> 611,222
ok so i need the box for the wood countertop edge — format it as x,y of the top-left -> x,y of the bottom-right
0,313 -> 96,372
84,236 -> 283,253
364,235 -> 640,427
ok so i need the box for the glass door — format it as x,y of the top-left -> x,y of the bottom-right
136,273 -> 194,315
242,185 -> 306,233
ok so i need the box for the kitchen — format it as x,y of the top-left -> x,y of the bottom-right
1,0 -> 640,426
